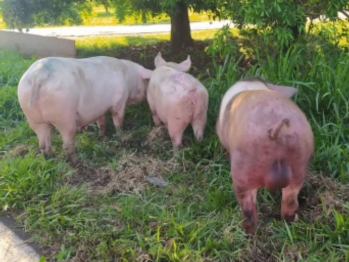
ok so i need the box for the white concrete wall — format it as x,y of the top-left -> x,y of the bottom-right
0,30 -> 76,58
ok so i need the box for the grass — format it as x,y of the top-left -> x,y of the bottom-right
1,22 -> 349,261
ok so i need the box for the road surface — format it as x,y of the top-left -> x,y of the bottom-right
1,11 -> 348,38
0,215 -> 41,262
3,20 -> 233,38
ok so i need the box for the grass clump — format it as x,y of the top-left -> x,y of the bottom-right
0,23 -> 349,261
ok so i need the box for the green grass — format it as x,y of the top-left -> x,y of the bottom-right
1,23 -> 349,261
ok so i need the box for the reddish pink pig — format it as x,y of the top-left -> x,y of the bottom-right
147,52 -> 209,147
18,56 -> 152,166
216,77 -> 314,234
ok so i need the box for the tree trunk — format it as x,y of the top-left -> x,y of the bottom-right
170,1 -> 194,51
289,22 -> 306,40
283,18 -> 307,52
104,5 -> 109,13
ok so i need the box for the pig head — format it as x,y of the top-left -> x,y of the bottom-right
216,76 -> 314,234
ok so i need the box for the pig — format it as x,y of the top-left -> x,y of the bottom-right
146,52 -> 209,148
216,76 -> 314,234
76,58 -> 153,135
17,56 -> 153,166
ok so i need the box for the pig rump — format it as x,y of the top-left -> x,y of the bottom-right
216,77 -> 314,234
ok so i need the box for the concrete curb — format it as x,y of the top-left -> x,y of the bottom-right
0,215 -> 42,262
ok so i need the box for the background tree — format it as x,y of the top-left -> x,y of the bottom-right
2,0 -> 92,32
94,0 -> 112,13
219,0 -> 349,48
112,0 -> 221,51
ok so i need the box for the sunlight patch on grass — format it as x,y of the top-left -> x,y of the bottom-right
0,13 -> 4,29
0,5 -> 212,29
74,29 -> 234,54
82,5 -> 213,26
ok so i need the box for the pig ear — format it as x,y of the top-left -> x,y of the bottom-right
140,68 -> 153,79
266,83 -> 298,98
154,52 -> 166,68
177,55 -> 191,72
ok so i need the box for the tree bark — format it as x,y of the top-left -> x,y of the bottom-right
283,18 -> 307,52
289,22 -> 306,40
170,1 -> 194,51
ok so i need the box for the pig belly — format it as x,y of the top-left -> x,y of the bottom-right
75,87 -> 126,127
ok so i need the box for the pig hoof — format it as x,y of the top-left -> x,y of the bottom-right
43,152 -> 53,160
68,156 -> 80,167
114,128 -> 123,136
70,160 -> 81,168
243,220 -> 256,235
242,210 -> 256,234
282,213 -> 296,223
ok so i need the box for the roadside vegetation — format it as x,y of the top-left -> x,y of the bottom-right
0,5 -> 211,30
1,15 -> 349,262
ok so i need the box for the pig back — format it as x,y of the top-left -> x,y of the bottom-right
224,90 -> 314,166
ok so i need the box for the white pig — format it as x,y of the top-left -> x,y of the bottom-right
17,56 -> 153,166
147,52 -> 209,147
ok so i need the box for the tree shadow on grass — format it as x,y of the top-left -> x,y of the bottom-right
76,36 -> 218,76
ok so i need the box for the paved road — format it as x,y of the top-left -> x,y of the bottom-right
0,215 -> 41,262
1,11 -> 348,38
1,12 -> 349,37
3,20 -> 233,38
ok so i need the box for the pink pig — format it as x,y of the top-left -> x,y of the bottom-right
18,56 -> 152,166
147,52 -> 209,148
216,77 -> 314,234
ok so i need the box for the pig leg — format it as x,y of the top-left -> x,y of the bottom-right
111,103 -> 126,130
57,125 -> 79,166
191,93 -> 207,142
167,119 -> 188,148
234,187 -> 258,234
152,112 -> 161,126
231,153 -> 259,234
96,115 -> 106,136
147,94 -> 161,126
281,170 -> 305,222
191,114 -> 206,142
30,122 -> 52,158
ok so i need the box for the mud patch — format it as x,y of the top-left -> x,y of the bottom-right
65,152 -> 178,196
65,165 -> 112,188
